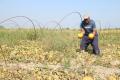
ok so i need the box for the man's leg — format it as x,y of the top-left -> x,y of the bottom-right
80,36 -> 89,51
91,36 -> 100,55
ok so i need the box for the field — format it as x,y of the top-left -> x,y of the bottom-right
0,28 -> 120,80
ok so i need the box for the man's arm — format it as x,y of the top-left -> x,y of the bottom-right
80,22 -> 85,34
92,20 -> 97,35
80,28 -> 85,34
93,28 -> 97,35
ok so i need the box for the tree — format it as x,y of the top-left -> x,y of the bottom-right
0,25 -> 5,29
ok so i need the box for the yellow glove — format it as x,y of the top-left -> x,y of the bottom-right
88,33 -> 95,39
78,33 -> 83,39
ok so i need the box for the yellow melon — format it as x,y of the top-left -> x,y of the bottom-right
78,33 -> 83,39
82,76 -> 94,80
88,33 -> 95,39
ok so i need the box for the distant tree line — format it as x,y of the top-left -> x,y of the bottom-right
0,25 -> 5,29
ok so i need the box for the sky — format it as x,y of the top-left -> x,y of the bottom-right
0,0 -> 120,28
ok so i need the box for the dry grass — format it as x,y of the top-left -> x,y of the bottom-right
0,29 -> 120,80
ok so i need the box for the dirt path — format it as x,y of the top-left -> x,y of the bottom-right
0,62 -> 120,79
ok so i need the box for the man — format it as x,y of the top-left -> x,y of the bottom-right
80,16 -> 100,55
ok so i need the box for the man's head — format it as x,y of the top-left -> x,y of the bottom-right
83,15 -> 90,24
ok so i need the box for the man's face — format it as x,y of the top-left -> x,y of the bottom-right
84,18 -> 90,24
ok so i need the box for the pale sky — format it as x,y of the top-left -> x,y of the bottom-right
0,0 -> 120,28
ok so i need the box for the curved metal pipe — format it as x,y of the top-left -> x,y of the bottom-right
0,16 -> 36,30
44,20 -> 62,31
58,11 -> 83,25
0,16 -> 37,40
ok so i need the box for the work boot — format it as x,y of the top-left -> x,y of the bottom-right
94,50 -> 100,56
81,50 -> 86,53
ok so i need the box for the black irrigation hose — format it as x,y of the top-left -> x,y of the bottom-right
55,11 -> 83,50
34,21 -> 43,29
44,20 -> 62,31
0,19 -> 20,28
8,20 -> 20,28
0,16 -> 35,30
58,11 -> 83,27
0,16 -> 37,40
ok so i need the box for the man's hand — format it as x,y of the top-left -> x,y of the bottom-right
93,28 -> 97,35
88,28 -> 97,39
78,28 -> 85,39
78,33 -> 83,39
